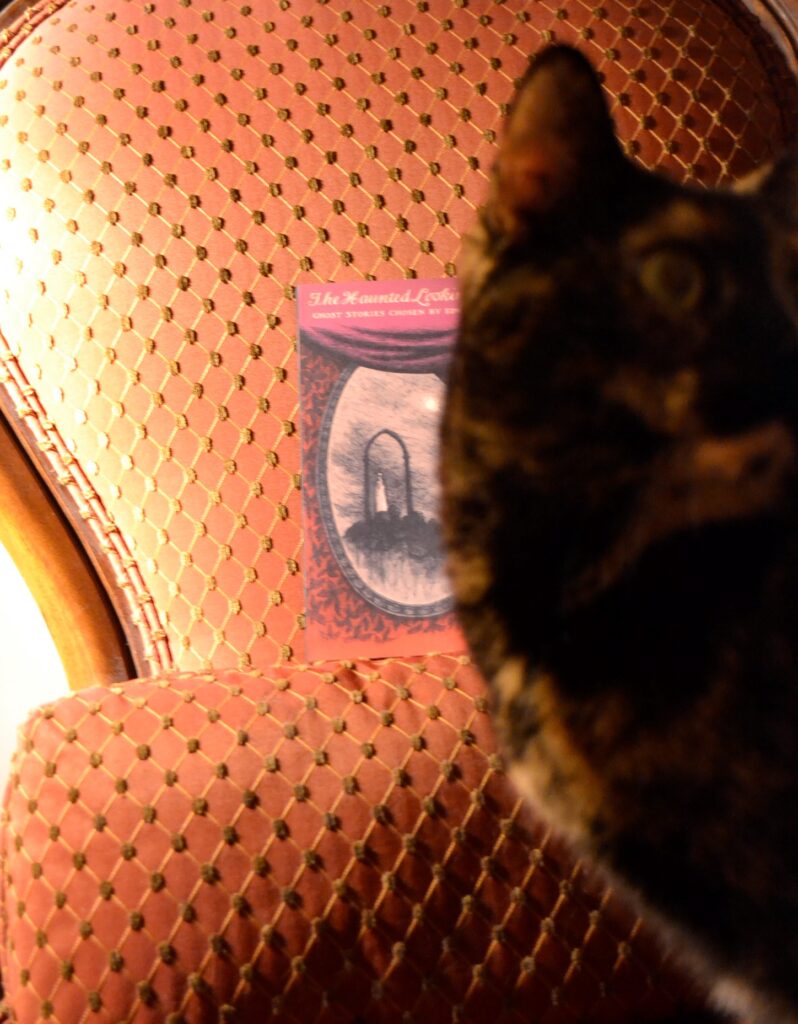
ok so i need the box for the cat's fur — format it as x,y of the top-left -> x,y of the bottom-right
441,45 -> 798,1024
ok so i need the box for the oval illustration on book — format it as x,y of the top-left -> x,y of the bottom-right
319,365 -> 453,617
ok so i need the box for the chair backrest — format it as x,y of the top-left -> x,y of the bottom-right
1,0 -> 796,681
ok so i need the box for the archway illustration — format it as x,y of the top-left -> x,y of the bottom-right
363,429 -> 414,521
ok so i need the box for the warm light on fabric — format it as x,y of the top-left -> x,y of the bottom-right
0,541 -> 68,795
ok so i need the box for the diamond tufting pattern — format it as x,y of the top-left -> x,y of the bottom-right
0,0 -> 796,1021
3,658 -> 696,1023
0,0 -> 795,672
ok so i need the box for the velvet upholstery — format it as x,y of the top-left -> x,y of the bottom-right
0,0 -> 796,1020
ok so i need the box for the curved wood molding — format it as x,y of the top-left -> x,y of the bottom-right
743,0 -> 798,75
0,413 -> 135,690
0,0 -> 39,36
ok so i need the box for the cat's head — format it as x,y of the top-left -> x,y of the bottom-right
454,46 -> 798,612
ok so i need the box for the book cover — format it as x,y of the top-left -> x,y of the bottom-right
297,279 -> 465,661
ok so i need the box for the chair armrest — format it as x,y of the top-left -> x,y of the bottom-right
0,660 -> 690,1022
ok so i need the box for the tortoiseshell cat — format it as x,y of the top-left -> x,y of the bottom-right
441,45 -> 798,1024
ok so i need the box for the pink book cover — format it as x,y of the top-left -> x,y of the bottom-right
297,279 -> 466,662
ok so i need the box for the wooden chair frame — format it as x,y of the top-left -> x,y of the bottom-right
0,406 -> 136,689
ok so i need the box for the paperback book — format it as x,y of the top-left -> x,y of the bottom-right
297,278 -> 465,661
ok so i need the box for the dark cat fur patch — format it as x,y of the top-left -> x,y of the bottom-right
441,45 -> 798,1024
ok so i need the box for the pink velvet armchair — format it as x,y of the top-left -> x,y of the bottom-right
0,1 -> 796,1021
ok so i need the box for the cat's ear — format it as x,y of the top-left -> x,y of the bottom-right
486,46 -> 627,236
745,148 -> 798,224
744,150 -> 798,321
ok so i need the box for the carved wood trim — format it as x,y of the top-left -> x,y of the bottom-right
736,1 -> 798,74
0,411 -> 136,689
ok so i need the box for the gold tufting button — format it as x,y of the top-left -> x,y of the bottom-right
200,865 -> 219,884
105,951 -> 124,975
157,942 -> 176,965
137,982 -> 156,1007
226,898 -> 247,922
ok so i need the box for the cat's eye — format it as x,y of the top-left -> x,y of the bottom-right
637,248 -> 705,314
